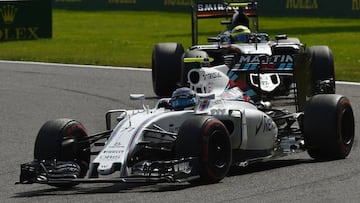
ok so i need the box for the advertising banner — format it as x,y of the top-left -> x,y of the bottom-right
0,0 -> 52,41
52,0 -> 360,18
259,0 -> 360,18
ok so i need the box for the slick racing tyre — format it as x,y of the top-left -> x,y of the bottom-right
152,42 -> 184,97
304,94 -> 355,160
34,119 -> 90,187
307,46 -> 335,95
176,116 -> 232,183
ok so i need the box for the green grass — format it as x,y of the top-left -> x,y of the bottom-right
0,10 -> 359,82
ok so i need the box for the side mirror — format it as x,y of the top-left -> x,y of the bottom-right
130,94 -> 147,111
207,37 -> 221,43
275,34 -> 288,40
130,94 -> 145,100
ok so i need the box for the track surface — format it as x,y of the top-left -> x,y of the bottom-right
1,61 -> 359,202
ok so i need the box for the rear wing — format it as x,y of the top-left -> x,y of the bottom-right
191,1 -> 258,45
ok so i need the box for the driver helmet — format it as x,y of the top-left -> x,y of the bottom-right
170,87 -> 197,110
231,25 -> 251,43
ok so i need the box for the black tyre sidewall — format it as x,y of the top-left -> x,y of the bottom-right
176,116 -> 232,183
307,46 -> 335,95
201,119 -> 232,182
152,43 -> 184,97
34,119 -> 90,177
304,94 -> 355,160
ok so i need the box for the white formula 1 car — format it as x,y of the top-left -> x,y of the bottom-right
17,56 -> 355,187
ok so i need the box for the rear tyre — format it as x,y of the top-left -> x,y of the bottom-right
34,119 -> 90,187
307,46 -> 335,95
304,94 -> 355,160
152,43 -> 184,97
176,116 -> 232,183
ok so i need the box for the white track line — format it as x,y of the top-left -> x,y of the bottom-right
0,60 -> 151,72
336,81 -> 360,86
1,60 -> 359,85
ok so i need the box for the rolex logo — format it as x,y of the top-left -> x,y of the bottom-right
0,4 -> 17,24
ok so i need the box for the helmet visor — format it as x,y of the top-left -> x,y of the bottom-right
171,97 -> 196,109
234,34 -> 248,42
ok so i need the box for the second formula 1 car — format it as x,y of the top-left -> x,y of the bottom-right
152,1 -> 335,102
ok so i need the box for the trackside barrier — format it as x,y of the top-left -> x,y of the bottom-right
260,0 -> 360,17
0,0 -> 52,42
52,0 -> 360,18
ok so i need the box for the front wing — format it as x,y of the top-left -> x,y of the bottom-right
16,158 -> 199,185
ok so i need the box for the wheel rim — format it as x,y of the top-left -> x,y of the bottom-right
340,107 -> 354,146
209,130 -> 229,169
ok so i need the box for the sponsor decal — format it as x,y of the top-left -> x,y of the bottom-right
353,0 -> 360,10
0,4 -> 41,41
211,108 -> 227,115
236,55 -> 294,71
286,0 -> 318,9
203,72 -> 222,80
198,3 -> 229,12
0,27 -> 39,40
164,0 -> 192,6
108,0 -> 136,4
108,141 -> 126,149
54,0 -> 82,2
255,115 -> 276,135
239,55 -> 294,64
197,99 -> 210,111
174,161 -> 191,173
0,4 -> 17,24
196,3 -> 239,18
100,150 -> 123,160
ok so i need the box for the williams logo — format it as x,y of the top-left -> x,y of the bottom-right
0,4 -> 17,24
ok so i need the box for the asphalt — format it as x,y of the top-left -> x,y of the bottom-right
1,61 -> 359,202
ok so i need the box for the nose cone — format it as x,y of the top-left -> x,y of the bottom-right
98,162 -> 122,175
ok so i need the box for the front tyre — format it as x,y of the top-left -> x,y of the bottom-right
34,119 -> 90,187
304,94 -> 355,160
175,117 -> 232,183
